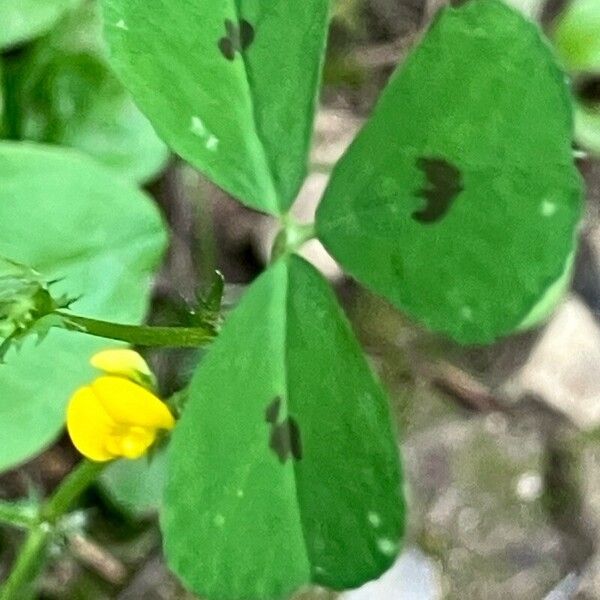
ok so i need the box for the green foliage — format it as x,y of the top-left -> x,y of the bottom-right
0,60 -> 5,137
0,142 -> 167,472
551,0 -> 600,157
0,0 -> 80,50
101,449 -> 167,517
517,250 -> 575,331
576,105 -> 600,155
0,257 -> 76,362
10,2 -> 168,183
316,0 -> 582,343
553,0 -> 600,74
101,0 -> 330,214
163,255 -> 405,599
187,270 -> 225,332
0,499 -> 39,529
0,257 -> 62,338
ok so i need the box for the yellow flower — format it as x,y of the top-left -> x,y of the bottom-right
67,350 -> 174,462
90,348 -> 154,386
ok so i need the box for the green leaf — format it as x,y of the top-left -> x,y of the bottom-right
0,0 -> 80,51
552,0 -> 600,74
100,450 -> 167,518
316,0 -> 583,344
517,250 -> 574,331
0,142 -> 167,472
575,104 -> 600,155
14,2 -> 169,184
0,59 -> 6,138
101,0 -> 330,214
163,255 -> 405,600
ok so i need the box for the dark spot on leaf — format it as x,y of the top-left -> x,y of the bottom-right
224,18 -> 237,41
265,396 -> 281,424
217,18 -> 255,60
265,398 -> 303,463
218,37 -> 235,61
413,157 -> 463,224
239,20 -> 255,50
288,417 -> 303,461
269,417 -> 303,464
269,423 -> 291,463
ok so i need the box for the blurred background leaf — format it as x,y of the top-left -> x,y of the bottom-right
552,0 -> 600,158
576,104 -> 600,156
100,448 -> 167,519
2,1 -> 169,183
553,0 -> 600,74
0,0 -> 81,51
332,0 -> 363,32
0,142 -> 167,472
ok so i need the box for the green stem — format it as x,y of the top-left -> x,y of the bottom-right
0,460 -> 107,600
271,220 -> 316,262
41,460 -> 106,523
57,311 -> 216,348
0,525 -> 50,600
0,502 -> 38,530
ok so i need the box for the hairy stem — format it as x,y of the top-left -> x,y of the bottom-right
41,460 -> 106,523
0,525 -> 50,600
0,460 -> 107,600
57,311 -> 216,348
0,502 -> 38,530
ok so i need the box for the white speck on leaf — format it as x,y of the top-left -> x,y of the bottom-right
206,135 -> 219,152
541,200 -> 557,217
190,117 -> 219,152
191,116 -> 207,137
213,514 -> 225,527
461,306 -> 473,320
236,489 -> 244,498
377,537 -> 397,556
115,19 -> 128,31
368,511 -> 382,528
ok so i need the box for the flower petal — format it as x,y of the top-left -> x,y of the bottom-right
67,386 -> 116,462
90,348 -> 152,381
91,376 -> 175,430
106,426 -> 156,459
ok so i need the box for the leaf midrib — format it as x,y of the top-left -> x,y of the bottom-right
279,256 -> 322,584
276,257 -> 312,583
231,0 -> 281,215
